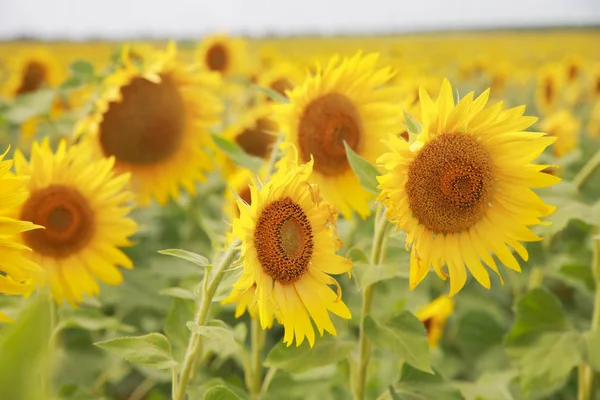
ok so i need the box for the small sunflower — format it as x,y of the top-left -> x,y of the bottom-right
256,60 -> 303,103
0,147 -> 43,321
220,105 -> 279,177
197,34 -> 248,77
76,43 -> 223,205
588,102 -> 600,139
535,63 -> 565,116
1,47 -> 63,98
378,79 -> 560,296
540,109 -> 581,157
415,295 -> 455,348
274,52 -> 401,219
222,148 -> 352,347
13,139 -> 138,305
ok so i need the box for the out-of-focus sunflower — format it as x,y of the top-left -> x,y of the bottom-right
13,139 -> 138,305
0,147 -> 43,322
76,43 -> 223,205
220,104 -> 279,177
256,60 -> 303,103
274,52 -> 402,219
1,47 -> 64,98
540,109 -> 581,157
589,63 -> 600,102
378,79 -> 560,296
224,168 -> 255,222
222,148 -> 352,347
197,34 -> 248,78
535,63 -> 565,116
415,295 -> 455,348
587,101 -> 600,139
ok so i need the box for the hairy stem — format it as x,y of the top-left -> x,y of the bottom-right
174,239 -> 241,400
354,205 -> 391,400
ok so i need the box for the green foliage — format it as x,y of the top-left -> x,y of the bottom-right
251,84 -> 290,104
211,134 -> 265,172
94,333 -> 177,370
364,312 -> 432,373
382,364 -> 465,400
158,248 -> 211,267
3,88 -> 56,123
0,293 -> 52,400
403,110 -> 422,137
343,141 -> 380,194
204,385 -> 246,400
264,337 -> 354,374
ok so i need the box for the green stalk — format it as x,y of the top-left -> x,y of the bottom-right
248,318 -> 266,397
354,205 -> 391,400
579,228 -> 600,400
573,149 -> 600,189
174,239 -> 241,400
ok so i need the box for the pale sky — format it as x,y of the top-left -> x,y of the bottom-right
0,0 -> 599,39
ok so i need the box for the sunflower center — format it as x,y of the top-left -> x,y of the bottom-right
543,78 -> 554,104
406,133 -> 493,234
269,78 -> 293,98
254,197 -> 314,285
99,74 -> 186,165
298,93 -> 362,176
235,118 -> 277,159
206,44 -> 228,72
20,185 -> 95,258
17,61 -> 48,95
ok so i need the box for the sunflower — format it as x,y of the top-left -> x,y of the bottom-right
76,43 -> 223,206
12,139 -> 138,305
274,52 -> 402,219
588,102 -> 600,139
197,34 -> 248,77
0,147 -> 43,322
222,148 -> 352,347
415,295 -> 455,348
224,168 -> 256,223
540,109 -> 581,157
1,46 -> 63,98
378,79 -> 560,296
256,60 -> 303,103
220,104 -> 279,177
535,63 -> 565,116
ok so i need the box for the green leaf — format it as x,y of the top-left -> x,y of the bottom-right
455,311 -> 505,359
165,298 -> 194,360
507,331 -> 584,399
453,370 -> 517,400
57,308 -> 135,333
252,84 -> 290,104
158,248 -> 210,267
187,320 -> 238,351
382,364 -> 465,400
3,89 -> 56,123
0,293 -> 52,400
69,60 -> 95,77
264,337 -> 354,374
505,288 -> 568,343
159,287 -> 196,300
403,110 -> 422,136
343,141 -> 380,194
364,312 -> 432,373
94,333 -> 177,369
203,385 -> 245,400
543,200 -> 600,236
211,134 -> 264,173
585,330 -> 600,372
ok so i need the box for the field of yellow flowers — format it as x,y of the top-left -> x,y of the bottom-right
1,28 -> 600,400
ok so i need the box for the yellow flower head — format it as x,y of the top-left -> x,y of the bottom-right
416,295 -> 455,348
197,34 -> 249,77
274,52 -> 402,219
540,109 -> 581,157
378,79 -> 560,296
76,42 -> 223,205
256,60 -> 304,103
535,63 -> 565,116
13,139 -> 138,306
0,46 -> 64,98
222,146 -> 352,347
0,147 -> 43,322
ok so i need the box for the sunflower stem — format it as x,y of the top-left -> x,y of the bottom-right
578,228 -> 600,400
260,367 -> 277,397
248,317 -> 266,397
174,239 -> 241,400
573,149 -> 600,189
354,204 -> 391,400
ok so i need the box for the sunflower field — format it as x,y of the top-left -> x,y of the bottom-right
1,29 -> 600,400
